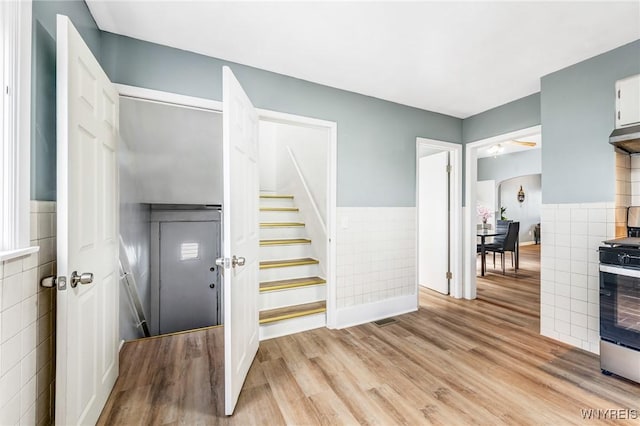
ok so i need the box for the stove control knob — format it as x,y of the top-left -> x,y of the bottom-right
618,253 -> 630,264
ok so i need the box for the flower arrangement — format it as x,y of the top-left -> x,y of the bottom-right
477,205 -> 492,223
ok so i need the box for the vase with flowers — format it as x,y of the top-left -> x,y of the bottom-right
477,205 -> 492,228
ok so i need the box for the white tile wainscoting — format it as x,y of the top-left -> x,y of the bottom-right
540,202 -> 616,354
0,201 -> 56,425
335,207 -> 417,327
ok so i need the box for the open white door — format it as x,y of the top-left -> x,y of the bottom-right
220,66 -> 260,415
418,151 -> 450,294
56,15 -> 119,424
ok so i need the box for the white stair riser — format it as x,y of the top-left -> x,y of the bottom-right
260,284 -> 326,311
259,198 -> 295,208
260,263 -> 320,282
260,226 -> 307,239
259,312 -> 326,341
259,243 -> 313,261
260,211 -> 300,222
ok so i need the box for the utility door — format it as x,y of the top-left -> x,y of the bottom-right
220,66 -> 260,415
159,220 -> 220,334
418,151 -> 450,294
55,15 -> 120,424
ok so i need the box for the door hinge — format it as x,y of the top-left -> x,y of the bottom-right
446,165 -> 452,173
446,271 -> 452,280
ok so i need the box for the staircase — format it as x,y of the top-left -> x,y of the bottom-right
258,194 -> 326,340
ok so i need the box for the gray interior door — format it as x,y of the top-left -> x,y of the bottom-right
159,221 -> 219,334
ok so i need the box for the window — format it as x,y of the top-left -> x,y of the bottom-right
0,0 -> 32,258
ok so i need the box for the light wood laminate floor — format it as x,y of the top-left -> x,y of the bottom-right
99,244 -> 639,425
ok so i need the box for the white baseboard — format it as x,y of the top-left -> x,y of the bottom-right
119,339 -> 126,352
334,293 -> 418,329
519,241 -> 537,246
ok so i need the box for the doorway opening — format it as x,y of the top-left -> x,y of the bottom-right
416,138 -> 462,298
256,111 -> 337,334
117,88 -> 224,339
464,125 -> 542,300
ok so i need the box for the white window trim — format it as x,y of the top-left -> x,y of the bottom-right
0,0 -> 33,260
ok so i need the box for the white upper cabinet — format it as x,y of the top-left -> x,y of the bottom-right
616,74 -> 640,128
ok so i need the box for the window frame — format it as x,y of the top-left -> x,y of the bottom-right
0,0 -> 34,260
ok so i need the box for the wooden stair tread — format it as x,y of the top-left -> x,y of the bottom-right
260,222 -> 305,228
259,301 -> 326,324
260,276 -> 326,292
260,258 -> 319,269
259,194 -> 294,199
260,238 -> 311,246
260,207 -> 299,212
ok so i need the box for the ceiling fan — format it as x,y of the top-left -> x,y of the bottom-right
510,139 -> 537,147
487,139 -> 537,155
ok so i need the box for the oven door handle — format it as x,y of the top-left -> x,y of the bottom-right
599,289 -> 612,297
600,264 -> 640,278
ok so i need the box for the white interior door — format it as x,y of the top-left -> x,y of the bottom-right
56,15 -> 120,425
221,66 -> 259,415
418,151 -> 450,294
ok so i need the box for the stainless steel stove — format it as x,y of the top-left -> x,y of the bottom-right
599,206 -> 640,383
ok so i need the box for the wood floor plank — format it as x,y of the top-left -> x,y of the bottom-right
259,357 -> 323,425
99,244 -> 640,425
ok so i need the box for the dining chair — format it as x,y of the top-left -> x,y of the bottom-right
493,220 -> 512,244
484,221 -> 519,274
484,219 -> 511,265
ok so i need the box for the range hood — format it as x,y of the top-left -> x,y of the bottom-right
610,124 -> 640,154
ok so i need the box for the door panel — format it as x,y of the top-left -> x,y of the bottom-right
418,151 -> 450,295
56,15 -> 119,425
159,221 -> 219,334
222,66 -> 259,415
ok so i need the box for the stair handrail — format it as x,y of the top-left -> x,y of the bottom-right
119,235 -> 150,337
286,146 -> 327,235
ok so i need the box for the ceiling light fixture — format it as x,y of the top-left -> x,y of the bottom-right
488,144 -> 504,156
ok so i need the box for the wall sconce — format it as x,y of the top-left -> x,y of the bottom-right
517,185 -> 525,203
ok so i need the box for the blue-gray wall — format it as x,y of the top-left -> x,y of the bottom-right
462,93 -> 541,144
541,40 -> 640,204
31,0 -> 101,200
478,149 -> 542,183
29,0 -> 463,206
29,1 -> 640,208
460,92 -> 541,206
100,32 -> 462,207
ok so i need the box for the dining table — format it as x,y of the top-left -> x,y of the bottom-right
476,229 -> 506,276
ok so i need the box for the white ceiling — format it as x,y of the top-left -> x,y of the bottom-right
87,1 -> 640,118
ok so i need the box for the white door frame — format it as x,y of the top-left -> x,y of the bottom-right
114,84 -> 338,328
255,108 -> 338,328
463,125 -> 541,299
416,138 -> 463,298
